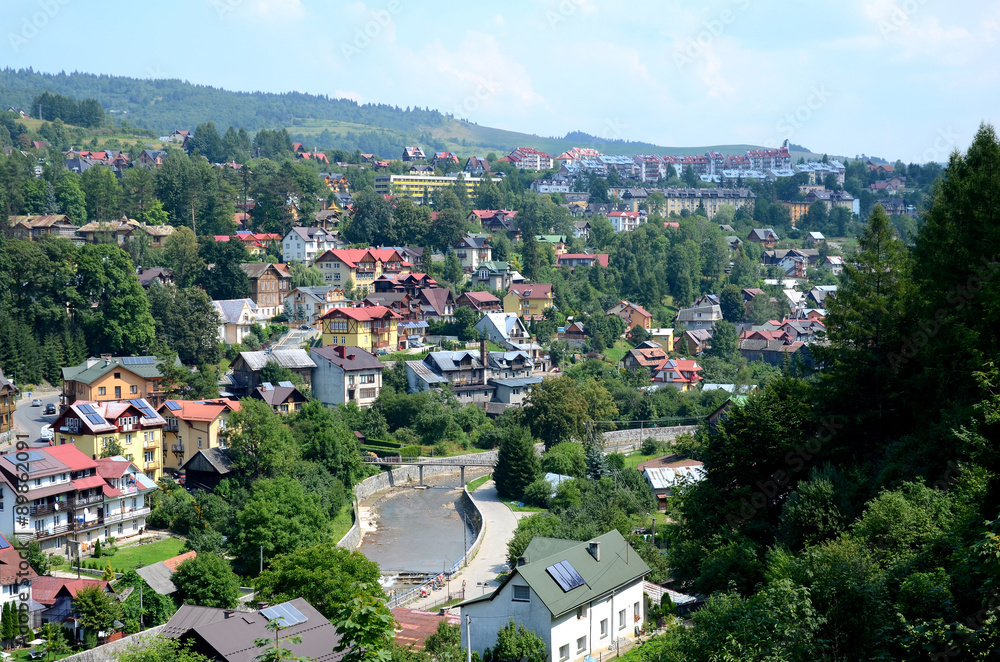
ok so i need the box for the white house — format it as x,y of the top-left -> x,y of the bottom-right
282,227 -> 342,266
474,313 -> 531,345
310,345 -> 384,409
460,530 -> 649,662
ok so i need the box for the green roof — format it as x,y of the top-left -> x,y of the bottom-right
459,530 -> 649,617
61,356 -> 167,385
535,235 -> 568,244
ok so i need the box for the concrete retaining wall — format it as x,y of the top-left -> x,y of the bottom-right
601,425 -> 699,453
336,499 -> 362,550
56,625 -> 167,662
353,451 -> 499,501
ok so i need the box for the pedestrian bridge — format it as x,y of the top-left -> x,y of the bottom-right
360,455 -> 497,485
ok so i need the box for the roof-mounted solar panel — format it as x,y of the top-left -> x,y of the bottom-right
165,400 -> 182,411
546,560 -> 585,592
260,602 -> 307,627
78,404 -> 95,415
278,381 -> 295,388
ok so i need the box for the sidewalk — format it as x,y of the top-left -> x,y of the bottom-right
408,480 -> 518,610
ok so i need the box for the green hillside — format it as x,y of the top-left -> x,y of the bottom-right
0,68 -> 825,161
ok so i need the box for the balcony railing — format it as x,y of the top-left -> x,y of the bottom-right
16,516 -> 105,541
144,461 -> 157,471
105,506 -> 150,523
68,494 -> 104,509
144,440 -> 159,450
171,444 -> 185,454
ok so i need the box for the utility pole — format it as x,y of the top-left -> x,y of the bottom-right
140,585 -> 144,629
466,615 -> 472,662
260,546 -> 263,574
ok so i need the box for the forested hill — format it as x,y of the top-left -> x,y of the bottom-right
0,68 -> 446,136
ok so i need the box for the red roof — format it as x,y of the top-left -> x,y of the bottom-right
157,398 -> 240,422
31,577 -> 110,606
322,305 -> 401,321
163,550 -> 197,571
96,458 -> 133,480
44,444 -> 98,471
0,535 -> 38,585
72,474 -> 107,491
462,291 -> 500,303
507,284 -> 553,300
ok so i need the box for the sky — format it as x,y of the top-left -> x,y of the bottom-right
3,0 -> 999,161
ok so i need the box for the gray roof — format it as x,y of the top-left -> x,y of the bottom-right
475,312 -> 527,341
238,349 -> 316,371
214,298 -> 258,324
254,385 -> 305,405
181,447 -> 234,475
406,360 -> 450,386
61,356 -> 167,385
135,561 -> 179,595
491,377 -> 543,388
312,346 -> 384,371
425,350 -> 484,373
675,304 -> 722,323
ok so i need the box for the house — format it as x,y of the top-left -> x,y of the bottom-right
638,455 -> 705,508
608,211 -> 643,233
180,448 -> 235,492
606,301 -> 652,331
654,359 -> 703,391
456,291 -> 503,314
0,368 -> 16,436
746,228 -> 779,249
468,209 -> 519,235
364,292 -> 423,346
0,533 -> 38,618
492,377 -> 543,406
433,152 -> 460,167
95,455 -> 158,540
213,298 -> 264,345
674,304 -> 723,331
136,266 -> 174,289
416,288 -> 455,322
465,156 -> 490,175
681,329 -> 713,355
475,313 -> 531,345
138,149 -> 167,167
282,227 -> 343,265
135,551 -> 197,596
877,199 -> 908,215
77,219 -> 134,245
504,284 -> 555,321
62,355 -> 170,407
252,382 -> 308,414
459,530 -> 649,662
557,254 -> 608,269
657,187 -> 756,219
821,255 -> 844,276
321,306 -> 401,353
311,345 -> 384,409
320,172 -> 350,192
738,339 -> 807,365
409,164 -> 435,175
230,349 -> 316,395
454,235 -> 492,272
623,343 -> 668,374
572,221 -> 591,240
239,263 -> 292,318
285,285 -> 347,327
402,146 -> 427,161
471,261 -> 516,292
8,214 -> 77,241
805,231 -> 825,246
500,147 -> 555,171
158,398 -> 240,475
807,285 -> 837,308
314,248 -> 408,295
0,444 -> 156,554
707,394 -> 750,429
407,350 -> 490,402
648,328 -> 674,351
31,577 -> 114,630
161,598 -> 340,662
50,399 -> 167,480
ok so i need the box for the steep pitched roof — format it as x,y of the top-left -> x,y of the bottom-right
311,346 -> 384,371
507,283 -> 553,300
237,349 -> 316,371
62,356 -> 166,384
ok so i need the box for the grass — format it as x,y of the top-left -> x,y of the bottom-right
331,506 -> 356,543
507,503 -> 548,513
623,449 -> 666,470
103,536 -> 187,572
8,650 -> 73,661
466,474 -> 491,492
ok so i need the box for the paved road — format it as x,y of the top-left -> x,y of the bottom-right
409,480 -> 519,610
0,390 -> 60,453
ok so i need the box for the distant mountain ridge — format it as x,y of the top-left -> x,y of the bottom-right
0,68 -> 821,160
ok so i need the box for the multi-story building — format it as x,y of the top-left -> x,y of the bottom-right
0,532 -> 38,616
311,346 -> 385,409
0,444 -> 156,554
158,398 -> 240,475
504,284 -> 554,321
314,248 -> 408,295
50,399 -> 167,480
239,263 -> 292,319
454,235 -> 492,272
658,188 -> 756,220
373,174 -> 481,204
0,368 -> 15,437
281,227 -> 343,266
401,146 -> 426,162
500,147 -> 555,171
284,286 -> 347,327
608,211 -> 643,233
606,300 -> 652,331
632,155 -> 665,183
8,214 -> 78,241
213,298 -> 265,345
320,306 -> 401,353
62,356 -> 169,407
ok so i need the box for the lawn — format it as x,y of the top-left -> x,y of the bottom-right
331,506 -> 356,543
623,450 -> 664,470
104,536 -> 187,572
7,649 -> 73,661
507,502 -> 547,513
466,474 -> 492,492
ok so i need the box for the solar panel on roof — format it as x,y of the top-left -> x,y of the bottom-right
260,602 -> 308,627
122,356 -> 154,365
278,381 -> 295,388
129,399 -> 145,408
78,404 -> 95,415
86,413 -> 106,425
546,560 -> 585,592
165,400 -> 181,411
0,536 -> 8,549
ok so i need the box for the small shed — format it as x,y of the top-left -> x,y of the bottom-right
181,448 -> 234,491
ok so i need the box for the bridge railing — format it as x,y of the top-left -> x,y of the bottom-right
360,455 -> 496,466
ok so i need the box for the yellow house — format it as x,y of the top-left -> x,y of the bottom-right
62,356 -> 169,406
649,328 -> 675,352
314,248 -> 409,295
158,398 -> 241,474
503,284 -> 554,321
320,306 -> 401,353
51,399 -> 167,481
661,187 -> 756,220
781,200 -> 811,227
373,174 -> 480,204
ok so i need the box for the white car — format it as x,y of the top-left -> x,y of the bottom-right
40,424 -> 53,442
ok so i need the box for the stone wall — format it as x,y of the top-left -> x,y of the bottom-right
56,625 -> 167,662
336,499 -> 362,550
353,451 -> 499,502
601,425 -> 699,453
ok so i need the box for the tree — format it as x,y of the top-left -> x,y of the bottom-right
101,559 -> 116,581
74,585 -> 122,638
541,441 -> 586,478
331,582 -> 395,662
147,283 -> 222,365
233,477 -> 333,574
26,540 -> 49,575
429,208 -> 467,253
116,570 -> 177,633
197,236 -> 252,300
346,189 -> 395,245
54,173 -> 86,224
485,620 -> 546,662
186,122 -> 226,164
493,427 -> 541,500
75,243 -> 156,354
444,251 -> 463,285
706,320 -> 740,362
719,284 -> 745,322
173,553 -> 240,608
226,398 -> 297,479
162,226 -> 204,289
80,166 -> 120,221
117,637 -> 212,662
523,377 -> 589,449
424,621 -> 463,662
255,544 -> 382,620
253,619 -> 312,662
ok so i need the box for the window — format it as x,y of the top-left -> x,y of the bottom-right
125,434 -> 132,445
618,609 -> 626,630
133,519 -> 138,531
576,637 -> 586,654
144,451 -> 154,463
634,602 -> 640,620
130,385 -> 138,394
98,387 -> 106,396
577,606 -> 586,619
118,523 -> 123,535
359,373 -> 376,384
559,645 -> 569,662
198,437 -> 203,448
114,372 -> 121,379
600,619 -> 608,638
512,585 -> 530,602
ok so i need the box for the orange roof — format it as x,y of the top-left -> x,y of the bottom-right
321,305 -> 401,321
507,284 -> 553,300
162,550 -> 197,571
45,443 -> 98,471
158,398 -> 240,422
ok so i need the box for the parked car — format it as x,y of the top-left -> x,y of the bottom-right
44,403 -> 56,415
31,398 -> 42,407
40,424 -> 53,442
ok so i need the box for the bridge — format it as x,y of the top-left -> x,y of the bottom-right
360,455 -> 497,486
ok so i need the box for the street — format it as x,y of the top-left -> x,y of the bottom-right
0,390 -> 60,454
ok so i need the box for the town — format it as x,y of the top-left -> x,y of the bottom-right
0,16 -> 998,660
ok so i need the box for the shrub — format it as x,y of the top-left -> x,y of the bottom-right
522,478 -> 552,508
641,437 -> 662,456
400,445 -> 421,458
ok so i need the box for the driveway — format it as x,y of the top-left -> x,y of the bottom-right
409,480 -> 520,610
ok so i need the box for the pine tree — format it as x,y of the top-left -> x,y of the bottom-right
93,538 -> 102,558
493,429 -> 541,501
102,560 -> 116,581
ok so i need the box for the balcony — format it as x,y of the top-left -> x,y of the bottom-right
16,516 -> 105,541
144,440 -> 159,450
372,340 -> 392,349
171,444 -> 185,454
67,494 -> 104,509
144,461 -> 157,471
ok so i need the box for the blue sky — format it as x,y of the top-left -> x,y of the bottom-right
4,0 -> 998,160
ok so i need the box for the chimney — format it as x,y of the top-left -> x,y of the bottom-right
588,541 -> 600,562
336,345 -> 347,359
517,555 -> 529,567
480,337 -> 488,378
224,610 -> 236,619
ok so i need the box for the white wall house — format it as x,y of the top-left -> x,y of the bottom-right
282,227 -> 342,266
460,530 -> 649,662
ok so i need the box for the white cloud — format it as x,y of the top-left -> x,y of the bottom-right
249,0 -> 304,20
491,14 -> 505,28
